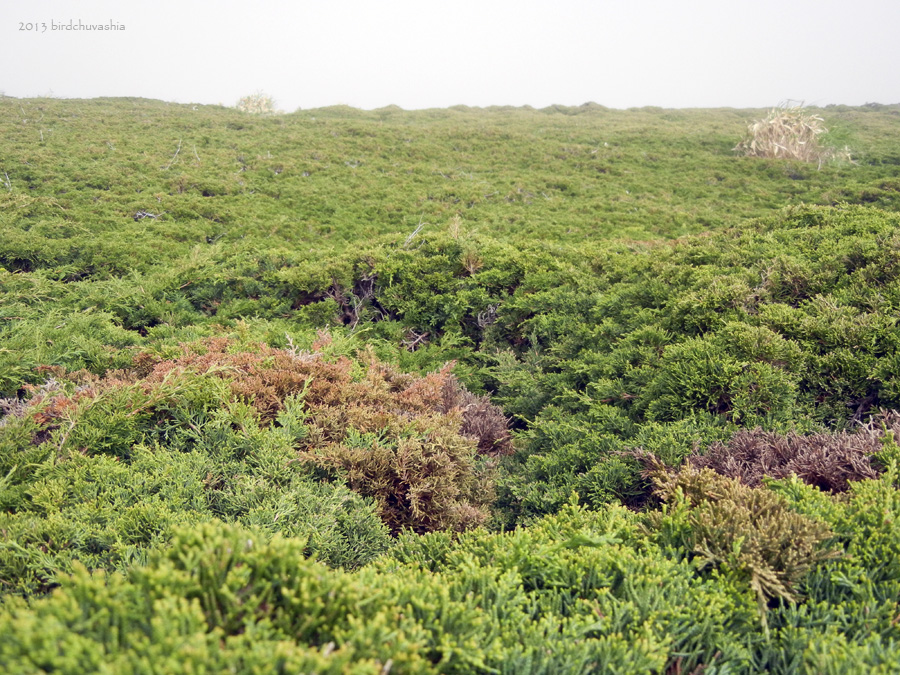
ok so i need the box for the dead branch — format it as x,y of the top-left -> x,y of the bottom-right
163,139 -> 183,170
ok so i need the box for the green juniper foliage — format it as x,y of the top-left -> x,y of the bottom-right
2,97 -> 900,672
643,462 -> 841,615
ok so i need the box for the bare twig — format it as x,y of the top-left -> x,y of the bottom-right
476,304 -> 499,329
133,211 -> 166,221
2,172 -> 10,191
163,139 -> 183,170
403,218 -> 425,249
57,416 -> 78,452
401,329 -> 430,351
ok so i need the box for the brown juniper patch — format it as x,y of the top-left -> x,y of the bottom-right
22,337 -> 510,535
687,411 -> 900,492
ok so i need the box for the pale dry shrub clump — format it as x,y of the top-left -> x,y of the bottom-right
734,102 -> 852,167
235,91 -> 278,114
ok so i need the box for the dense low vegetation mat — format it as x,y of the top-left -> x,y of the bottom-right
0,337 -> 512,595
2,97 -> 900,672
4,464 -> 900,674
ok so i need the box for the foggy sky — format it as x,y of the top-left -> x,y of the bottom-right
4,0 -> 899,110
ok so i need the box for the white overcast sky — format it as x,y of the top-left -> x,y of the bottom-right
3,0 -> 899,110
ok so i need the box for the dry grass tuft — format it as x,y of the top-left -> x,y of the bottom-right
734,102 -> 852,167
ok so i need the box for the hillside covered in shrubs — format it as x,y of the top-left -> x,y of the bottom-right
2,97 -> 900,673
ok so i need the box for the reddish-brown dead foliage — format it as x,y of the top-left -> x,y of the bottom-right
439,376 -> 514,457
688,411 -> 900,492
19,337 -> 512,534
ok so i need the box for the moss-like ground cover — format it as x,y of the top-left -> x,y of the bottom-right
2,97 -> 900,673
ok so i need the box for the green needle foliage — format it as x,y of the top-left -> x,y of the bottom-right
644,462 -> 841,616
2,97 -> 900,671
